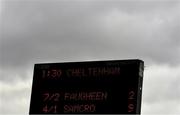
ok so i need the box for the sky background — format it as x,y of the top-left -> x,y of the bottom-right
0,0 -> 180,114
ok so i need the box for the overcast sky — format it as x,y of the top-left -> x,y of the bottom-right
0,0 -> 180,114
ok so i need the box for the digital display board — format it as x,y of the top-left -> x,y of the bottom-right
29,59 -> 144,114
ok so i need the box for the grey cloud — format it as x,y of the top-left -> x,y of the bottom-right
0,0 -> 180,82
1,1 -> 180,81
1,0 -> 180,114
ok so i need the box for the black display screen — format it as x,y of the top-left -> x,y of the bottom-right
29,59 -> 144,114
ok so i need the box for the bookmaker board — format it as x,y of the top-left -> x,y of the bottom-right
29,59 -> 144,114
